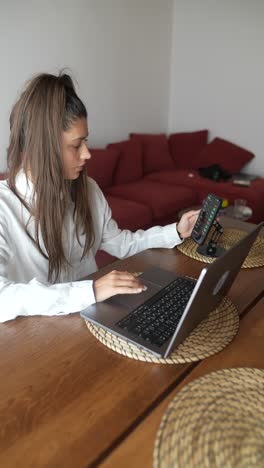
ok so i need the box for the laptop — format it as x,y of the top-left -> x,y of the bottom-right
81,222 -> 263,358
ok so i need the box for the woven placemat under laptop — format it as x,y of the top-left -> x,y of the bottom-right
177,228 -> 264,268
153,367 -> 264,467
85,297 -> 239,364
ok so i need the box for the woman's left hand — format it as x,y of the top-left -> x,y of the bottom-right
177,209 -> 200,239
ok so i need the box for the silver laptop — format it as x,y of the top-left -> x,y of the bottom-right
81,222 -> 263,358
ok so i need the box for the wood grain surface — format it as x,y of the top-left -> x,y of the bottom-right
0,219 -> 263,468
101,297 -> 264,468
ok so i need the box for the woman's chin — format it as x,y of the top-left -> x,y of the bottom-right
64,173 -> 81,180
64,167 -> 84,180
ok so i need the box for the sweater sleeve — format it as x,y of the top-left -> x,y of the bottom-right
0,221 -> 96,323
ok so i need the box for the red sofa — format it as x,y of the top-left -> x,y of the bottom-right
87,131 -> 264,266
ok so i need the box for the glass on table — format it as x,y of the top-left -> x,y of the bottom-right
234,199 -> 248,218
219,199 -> 253,221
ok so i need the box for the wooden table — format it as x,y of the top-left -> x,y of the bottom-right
0,219 -> 263,468
101,296 -> 264,468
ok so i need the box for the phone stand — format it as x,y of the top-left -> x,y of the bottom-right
197,220 -> 226,258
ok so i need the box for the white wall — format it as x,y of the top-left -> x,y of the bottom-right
2,1 -> 262,176
0,0 -> 173,172
169,0 -> 264,175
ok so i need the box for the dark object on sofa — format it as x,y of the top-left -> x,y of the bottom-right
198,164 -> 232,182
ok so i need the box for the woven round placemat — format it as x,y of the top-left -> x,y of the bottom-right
153,367 -> 264,468
177,228 -> 264,268
85,297 -> 239,364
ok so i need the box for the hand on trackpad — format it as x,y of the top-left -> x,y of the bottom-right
113,279 -> 160,308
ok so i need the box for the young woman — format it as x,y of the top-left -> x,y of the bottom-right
0,72 -> 199,322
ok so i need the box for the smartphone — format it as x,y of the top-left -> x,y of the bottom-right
191,194 -> 223,245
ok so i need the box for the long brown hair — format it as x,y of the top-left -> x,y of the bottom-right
7,72 -> 95,282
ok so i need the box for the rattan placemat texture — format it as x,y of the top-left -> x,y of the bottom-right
153,368 -> 264,467
85,297 -> 239,364
177,228 -> 264,268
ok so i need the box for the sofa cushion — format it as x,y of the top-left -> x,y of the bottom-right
197,138 -> 255,174
105,195 -> 152,230
168,130 -> 209,169
106,179 -> 197,220
95,196 -> 153,269
147,169 -> 264,223
107,139 -> 143,184
147,169 -> 199,187
87,148 -> 120,189
95,250 -> 116,268
130,133 -> 175,174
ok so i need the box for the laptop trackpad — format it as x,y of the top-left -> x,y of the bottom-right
110,279 -> 161,310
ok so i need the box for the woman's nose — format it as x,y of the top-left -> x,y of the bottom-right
80,143 -> 91,160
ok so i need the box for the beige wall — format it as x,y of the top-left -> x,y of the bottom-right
1,0 -> 263,176
169,0 -> 264,176
0,0 -> 173,172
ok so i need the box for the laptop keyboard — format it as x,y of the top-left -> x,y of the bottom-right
116,276 -> 196,348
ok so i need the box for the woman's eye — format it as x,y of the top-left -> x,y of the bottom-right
73,139 -> 88,150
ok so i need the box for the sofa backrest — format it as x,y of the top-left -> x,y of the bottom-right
168,130 -> 209,169
107,139 -> 143,185
86,131 -> 255,189
196,137 -> 255,174
87,148 -> 120,189
130,133 -> 175,174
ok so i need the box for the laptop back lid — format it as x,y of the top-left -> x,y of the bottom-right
163,222 -> 263,357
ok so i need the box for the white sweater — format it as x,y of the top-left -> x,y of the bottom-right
0,172 -> 182,322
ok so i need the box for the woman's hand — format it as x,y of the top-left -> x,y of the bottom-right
94,270 -> 147,302
177,209 -> 200,239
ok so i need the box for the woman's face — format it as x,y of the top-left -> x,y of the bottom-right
62,118 -> 91,180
